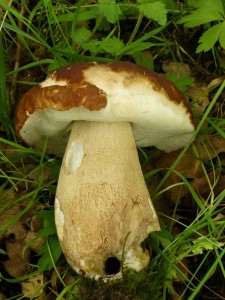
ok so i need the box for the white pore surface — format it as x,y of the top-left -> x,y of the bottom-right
20,64 -> 195,155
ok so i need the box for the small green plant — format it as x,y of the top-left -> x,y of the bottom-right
35,210 -> 63,272
178,0 -> 225,52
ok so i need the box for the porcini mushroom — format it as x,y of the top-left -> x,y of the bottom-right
15,62 -> 195,279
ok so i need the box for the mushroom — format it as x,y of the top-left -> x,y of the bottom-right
15,61 -> 195,279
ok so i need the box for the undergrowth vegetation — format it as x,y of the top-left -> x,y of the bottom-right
0,0 -> 225,299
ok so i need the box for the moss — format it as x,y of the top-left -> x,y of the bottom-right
78,256 -> 165,300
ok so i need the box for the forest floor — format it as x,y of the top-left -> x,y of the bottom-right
1,1 -> 225,299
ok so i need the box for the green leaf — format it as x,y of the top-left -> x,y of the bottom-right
219,22 -> 225,48
36,210 -> 57,237
178,0 -> 225,27
35,210 -> 62,272
57,8 -> 99,22
196,22 -> 224,52
119,41 -> 156,56
192,0 -> 224,14
83,36 -> 124,56
192,237 -> 224,255
133,51 -> 154,70
149,229 -> 174,251
71,28 -> 91,44
98,0 -> 122,24
166,73 -> 195,92
82,39 -> 101,54
0,248 -> 7,255
162,0 -> 177,11
37,235 -> 62,272
101,37 -> 125,55
138,1 -> 167,25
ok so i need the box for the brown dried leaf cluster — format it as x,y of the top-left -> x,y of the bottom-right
0,190 -> 45,297
154,133 -> 225,210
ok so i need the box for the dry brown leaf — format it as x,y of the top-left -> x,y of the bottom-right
50,266 -> 66,289
3,238 -> 30,278
155,134 -> 225,178
213,213 -> 225,221
23,164 -> 51,184
24,215 -> 44,252
30,215 -> 43,232
49,269 -> 59,290
162,61 -> 191,77
191,171 -> 225,201
63,273 -> 77,286
165,183 -> 189,204
188,83 -> 209,116
206,134 -> 225,156
0,142 -> 21,163
25,230 -> 44,252
21,274 -> 44,298
0,190 -> 26,240
50,270 -> 77,299
154,134 -> 225,203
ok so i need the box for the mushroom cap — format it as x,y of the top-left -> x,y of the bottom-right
15,61 -> 195,155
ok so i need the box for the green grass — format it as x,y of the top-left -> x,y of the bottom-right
1,0 -> 225,299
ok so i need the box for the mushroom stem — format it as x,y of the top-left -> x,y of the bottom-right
55,121 -> 160,278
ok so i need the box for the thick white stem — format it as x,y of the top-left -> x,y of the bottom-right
55,121 -> 160,278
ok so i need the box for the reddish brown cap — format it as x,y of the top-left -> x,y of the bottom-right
15,61 -> 195,155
